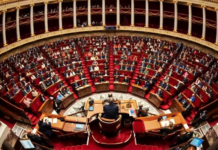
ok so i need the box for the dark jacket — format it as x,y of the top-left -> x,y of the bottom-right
38,121 -> 53,138
103,104 -> 119,119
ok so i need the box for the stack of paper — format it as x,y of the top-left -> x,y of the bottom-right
53,118 -> 58,123
183,124 -> 189,130
160,121 -> 170,127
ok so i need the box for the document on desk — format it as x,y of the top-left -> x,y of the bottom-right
160,121 -> 170,127
170,119 -> 175,124
74,123 -> 85,131
53,118 -> 58,123
183,124 -> 189,130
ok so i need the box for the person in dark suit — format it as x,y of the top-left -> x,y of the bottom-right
103,99 -> 119,119
193,110 -> 207,128
165,83 -> 170,92
99,76 -> 105,82
156,89 -> 163,98
113,70 -> 119,76
122,76 -> 129,84
114,75 -> 119,82
82,79 -> 88,85
22,87 -> 28,96
40,94 -> 46,103
38,119 -> 53,138
135,77 -> 140,85
143,81 -> 149,90
73,80 -> 80,89
170,128 -> 194,147
183,77 -> 188,84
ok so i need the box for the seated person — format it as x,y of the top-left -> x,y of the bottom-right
180,99 -> 188,108
170,128 -> 194,147
137,105 -> 149,117
122,76 -> 129,84
22,87 -> 28,96
146,64 -> 151,69
189,94 -> 196,102
165,83 -> 170,92
73,80 -> 80,89
104,70 -> 108,76
82,79 -> 88,85
144,81 -> 150,90
56,92 -> 64,102
13,85 -> 19,95
103,99 -> 119,119
31,88 -> 39,97
144,69 -> 149,75
135,78 -> 140,85
23,96 -> 32,108
156,89 -> 163,98
159,81 -> 166,88
99,76 -> 105,82
40,82 -> 47,91
161,121 -> 175,135
114,75 -> 119,82
38,119 -> 53,138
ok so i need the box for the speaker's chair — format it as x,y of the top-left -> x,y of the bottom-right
98,113 -> 122,135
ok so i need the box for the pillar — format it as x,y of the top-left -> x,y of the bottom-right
216,8 -> 218,44
73,0 -> 77,28
44,1 -> 49,32
16,7 -> 21,41
201,5 -> 206,40
30,4 -> 35,36
159,0 -> 163,29
131,0 -> 134,26
2,10 -> 7,46
145,0 -> 149,27
102,0 -> 105,26
188,3 -> 192,35
88,0 -> 91,26
58,0 -> 63,30
173,1 -> 178,32
117,0 -> 120,26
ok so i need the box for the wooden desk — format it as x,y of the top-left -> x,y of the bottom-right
131,84 -> 147,97
76,85 -> 92,98
61,93 -> 75,108
95,82 -> 110,92
64,116 -> 87,123
85,100 -> 138,118
137,112 -> 189,132
114,82 -> 128,92
63,122 -> 87,132
36,114 -> 87,132
148,92 -> 163,108
170,98 -> 185,112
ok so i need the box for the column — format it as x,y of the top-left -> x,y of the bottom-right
116,0 -> 120,26
88,0 -> 91,26
30,4 -> 35,36
44,1 -> 49,32
16,7 -> 21,41
58,0 -> 63,30
131,0 -> 134,26
2,10 -> 7,46
216,9 -> 218,44
145,0 -> 149,27
159,0 -> 163,29
73,0 -> 77,28
201,5 -> 206,40
102,0 -> 105,26
188,3 -> 192,35
173,1 -> 178,32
